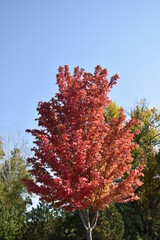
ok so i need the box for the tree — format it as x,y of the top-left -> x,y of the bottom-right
130,99 -> 160,239
94,204 -> 124,240
0,139 -> 4,160
0,200 -> 26,240
117,201 -> 143,240
24,201 -> 57,240
104,100 -> 120,124
52,210 -> 86,240
0,148 -> 30,209
0,136 -> 31,240
24,65 -> 144,240
130,99 -> 160,166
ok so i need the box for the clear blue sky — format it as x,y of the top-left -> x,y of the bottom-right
0,0 -> 160,143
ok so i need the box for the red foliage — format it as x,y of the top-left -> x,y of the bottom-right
24,65 -> 143,211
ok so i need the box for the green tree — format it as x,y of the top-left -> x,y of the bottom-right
104,100 -> 120,123
53,211 -> 86,240
0,148 -> 31,209
119,99 -> 160,239
135,150 -> 160,240
117,202 -> 143,240
152,201 -> 160,240
0,201 -> 25,240
24,201 -> 58,240
0,138 -> 31,240
130,99 -> 160,165
0,139 -> 4,160
94,204 -> 124,240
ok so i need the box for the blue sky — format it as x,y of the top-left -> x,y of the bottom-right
0,0 -> 160,143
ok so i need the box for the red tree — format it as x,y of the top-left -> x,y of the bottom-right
24,65 -> 143,240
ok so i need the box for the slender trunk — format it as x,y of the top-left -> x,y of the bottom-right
86,228 -> 92,240
79,209 -> 98,240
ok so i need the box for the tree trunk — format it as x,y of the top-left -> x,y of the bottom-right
79,209 -> 98,240
86,228 -> 92,240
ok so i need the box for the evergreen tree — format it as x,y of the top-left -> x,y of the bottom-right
24,201 -> 57,240
94,204 -> 124,240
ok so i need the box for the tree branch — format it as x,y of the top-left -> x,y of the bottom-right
79,210 -> 89,230
91,210 -> 98,230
